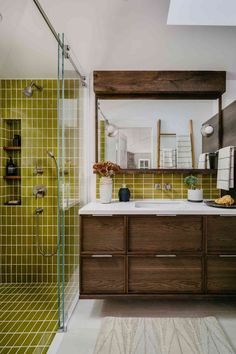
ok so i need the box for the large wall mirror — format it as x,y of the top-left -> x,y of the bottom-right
97,99 -> 214,170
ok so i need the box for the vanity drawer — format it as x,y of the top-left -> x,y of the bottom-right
81,256 -> 125,294
128,216 -> 202,253
207,216 -> 236,252
207,256 -> 236,293
81,216 -> 125,253
128,256 -> 202,293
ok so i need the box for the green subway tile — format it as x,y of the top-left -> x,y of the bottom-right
97,172 -> 218,200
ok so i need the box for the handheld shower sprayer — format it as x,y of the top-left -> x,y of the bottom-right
47,150 -> 54,158
47,150 -> 59,175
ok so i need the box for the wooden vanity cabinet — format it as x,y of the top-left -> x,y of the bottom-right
81,216 -> 126,253
207,215 -> 236,253
207,256 -> 236,294
128,216 -> 202,253
80,214 -> 236,298
128,256 -> 203,293
206,216 -> 236,294
80,216 -> 126,295
81,256 -> 126,294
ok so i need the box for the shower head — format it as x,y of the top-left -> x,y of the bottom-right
23,81 -> 43,97
47,150 -> 55,159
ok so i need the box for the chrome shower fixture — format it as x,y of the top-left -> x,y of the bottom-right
23,81 -> 43,97
47,150 -> 59,175
47,150 -> 55,158
35,207 -> 44,215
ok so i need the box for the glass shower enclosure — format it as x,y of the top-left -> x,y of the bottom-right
0,1 -> 84,350
57,34 -> 82,330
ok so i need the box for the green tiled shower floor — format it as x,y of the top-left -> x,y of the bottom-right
0,283 -> 58,354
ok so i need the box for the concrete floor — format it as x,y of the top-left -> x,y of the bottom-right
53,299 -> 236,354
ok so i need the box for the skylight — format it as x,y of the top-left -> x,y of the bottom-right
167,0 -> 236,26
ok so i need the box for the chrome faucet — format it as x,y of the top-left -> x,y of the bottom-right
163,183 -> 172,191
33,185 -> 47,199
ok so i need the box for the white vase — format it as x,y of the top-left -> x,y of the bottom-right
100,177 -> 113,203
188,189 -> 203,202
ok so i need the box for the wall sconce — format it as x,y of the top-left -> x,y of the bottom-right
201,124 -> 214,137
98,102 -> 118,137
106,123 -> 118,137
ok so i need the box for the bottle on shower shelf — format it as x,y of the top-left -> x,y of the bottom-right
12,134 -> 21,147
6,157 -> 17,176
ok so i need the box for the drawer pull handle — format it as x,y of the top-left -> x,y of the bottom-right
92,214 -> 113,217
156,214 -> 177,217
220,215 -> 235,217
91,255 -> 113,258
219,255 -> 236,258
155,254 -> 177,258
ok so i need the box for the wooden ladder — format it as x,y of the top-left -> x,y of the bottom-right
157,119 -> 195,168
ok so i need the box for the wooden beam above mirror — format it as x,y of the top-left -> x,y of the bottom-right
94,71 -> 226,99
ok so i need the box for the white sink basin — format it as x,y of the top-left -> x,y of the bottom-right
135,201 -> 183,208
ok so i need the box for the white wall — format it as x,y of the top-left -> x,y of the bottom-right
212,80 -> 236,114
2,0 -> 236,78
120,128 -> 152,154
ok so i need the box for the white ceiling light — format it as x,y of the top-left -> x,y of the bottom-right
167,0 -> 236,26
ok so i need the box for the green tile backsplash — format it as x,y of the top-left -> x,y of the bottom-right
99,120 -> 105,162
96,173 -> 219,200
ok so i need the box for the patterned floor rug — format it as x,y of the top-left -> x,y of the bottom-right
93,317 -> 235,354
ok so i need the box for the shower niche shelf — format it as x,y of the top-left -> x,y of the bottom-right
1,118 -> 22,205
3,176 -> 21,180
3,146 -> 21,151
3,118 -> 21,123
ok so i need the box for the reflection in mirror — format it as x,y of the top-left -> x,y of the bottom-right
98,100 -> 214,170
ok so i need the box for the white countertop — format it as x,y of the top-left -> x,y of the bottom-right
79,200 -> 236,215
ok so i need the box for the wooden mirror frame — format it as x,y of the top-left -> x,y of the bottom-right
94,70 -> 226,174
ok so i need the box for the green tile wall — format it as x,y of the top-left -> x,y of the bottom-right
0,79 -> 58,283
99,119 -> 105,161
0,78 -> 80,283
63,205 -> 80,322
0,78 -> 81,352
60,79 -> 81,324
96,173 -> 219,200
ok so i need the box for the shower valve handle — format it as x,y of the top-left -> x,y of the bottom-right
33,185 -> 47,199
35,207 -> 44,215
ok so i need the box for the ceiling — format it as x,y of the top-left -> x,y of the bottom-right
0,0 -> 236,79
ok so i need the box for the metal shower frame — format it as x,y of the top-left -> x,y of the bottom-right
33,0 -> 87,87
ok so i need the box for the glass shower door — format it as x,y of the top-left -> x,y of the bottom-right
57,33 -> 82,330
57,32 -> 64,330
